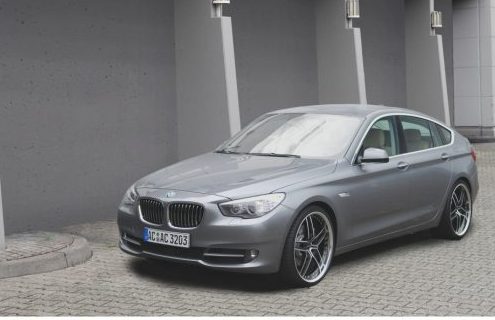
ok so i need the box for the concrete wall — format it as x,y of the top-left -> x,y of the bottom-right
357,0 -> 407,108
452,0 -> 482,129
0,0 -> 177,233
316,0 -> 366,105
405,0 -> 451,124
452,0 -> 495,138
175,0 -> 240,158
484,0 -> 495,136
356,0 -> 454,116
226,0 -> 319,126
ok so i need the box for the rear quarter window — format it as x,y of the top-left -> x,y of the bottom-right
436,124 -> 452,145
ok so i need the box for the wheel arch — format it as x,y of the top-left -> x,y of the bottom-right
278,198 -> 339,285
309,201 -> 338,242
287,199 -> 339,245
451,175 -> 472,196
456,176 -> 472,192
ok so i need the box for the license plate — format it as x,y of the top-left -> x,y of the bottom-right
143,227 -> 190,248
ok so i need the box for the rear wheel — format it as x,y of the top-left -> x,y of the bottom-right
435,181 -> 472,239
279,205 -> 335,287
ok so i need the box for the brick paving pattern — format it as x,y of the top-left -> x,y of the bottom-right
0,232 -> 74,262
0,143 -> 494,316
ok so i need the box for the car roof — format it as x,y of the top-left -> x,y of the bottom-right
270,104 -> 427,119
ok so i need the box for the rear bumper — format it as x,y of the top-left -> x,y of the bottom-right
117,201 -> 294,274
470,165 -> 480,201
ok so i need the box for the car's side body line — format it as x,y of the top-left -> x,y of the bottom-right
334,214 -> 439,256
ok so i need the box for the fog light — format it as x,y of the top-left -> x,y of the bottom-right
247,249 -> 259,260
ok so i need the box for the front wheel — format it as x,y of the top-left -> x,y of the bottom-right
435,181 -> 473,240
279,205 -> 335,287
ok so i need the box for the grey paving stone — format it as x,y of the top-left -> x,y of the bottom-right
0,232 -> 92,279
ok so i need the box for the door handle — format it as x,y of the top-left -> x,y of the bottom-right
397,162 -> 409,170
441,153 -> 450,161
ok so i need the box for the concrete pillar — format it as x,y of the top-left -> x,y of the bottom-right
405,0 -> 451,125
452,0 -> 495,138
175,0 -> 241,159
435,0 -> 454,119
315,0 -> 367,105
357,0 -> 407,108
0,179 -> 5,250
484,0 -> 495,138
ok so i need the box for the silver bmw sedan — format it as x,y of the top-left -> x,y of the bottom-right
118,104 -> 478,287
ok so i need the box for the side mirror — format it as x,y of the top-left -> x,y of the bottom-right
360,148 -> 389,164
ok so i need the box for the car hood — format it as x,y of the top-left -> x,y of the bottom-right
136,152 -> 336,199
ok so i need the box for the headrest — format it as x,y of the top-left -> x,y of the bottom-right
404,129 -> 422,142
364,128 -> 385,148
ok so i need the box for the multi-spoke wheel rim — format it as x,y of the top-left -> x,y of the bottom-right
450,184 -> 472,236
293,212 -> 333,283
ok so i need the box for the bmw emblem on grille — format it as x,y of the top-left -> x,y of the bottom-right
166,191 -> 176,198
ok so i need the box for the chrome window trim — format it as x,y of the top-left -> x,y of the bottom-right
351,112 -> 455,165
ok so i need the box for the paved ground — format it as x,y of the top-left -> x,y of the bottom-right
0,232 -> 91,279
0,144 -> 494,316
0,232 -> 74,262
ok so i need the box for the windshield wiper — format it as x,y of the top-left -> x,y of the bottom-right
214,149 -> 244,155
246,152 -> 301,158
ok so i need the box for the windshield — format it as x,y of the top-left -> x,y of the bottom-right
217,113 -> 363,159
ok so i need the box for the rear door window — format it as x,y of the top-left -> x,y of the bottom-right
399,116 -> 435,153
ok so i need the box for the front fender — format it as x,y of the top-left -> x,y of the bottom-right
279,184 -> 345,249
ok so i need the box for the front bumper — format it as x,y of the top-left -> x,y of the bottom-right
117,190 -> 294,274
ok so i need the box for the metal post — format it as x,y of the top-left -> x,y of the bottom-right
0,179 -> 5,250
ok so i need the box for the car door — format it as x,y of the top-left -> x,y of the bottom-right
394,115 -> 453,226
337,116 -> 412,246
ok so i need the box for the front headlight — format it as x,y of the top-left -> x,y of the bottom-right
120,184 -> 138,207
218,193 -> 285,219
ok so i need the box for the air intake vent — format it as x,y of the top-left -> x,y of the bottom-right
169,203 -> 204,228
139,198 -> 165,225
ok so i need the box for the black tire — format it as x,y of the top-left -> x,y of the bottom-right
278,205 -> 335,288
434,180 -> 472,240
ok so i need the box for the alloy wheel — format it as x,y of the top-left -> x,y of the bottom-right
293,211 -> 333,283
450,183 -> 472,237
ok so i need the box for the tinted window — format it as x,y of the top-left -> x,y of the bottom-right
399,116 -> 435,153
218,113 -> 362,159
436,124 -> 452,145
361,117 -> 398,156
